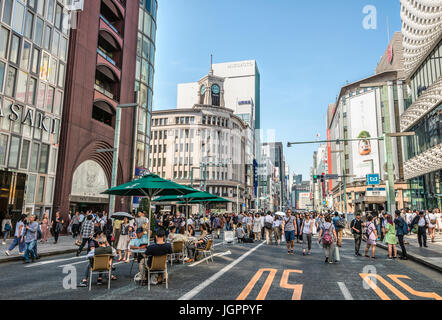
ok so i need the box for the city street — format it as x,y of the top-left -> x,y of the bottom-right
0,235 -> 440,300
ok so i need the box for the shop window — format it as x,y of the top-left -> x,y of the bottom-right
8,136 -> 20,168
0,134 -> 8,165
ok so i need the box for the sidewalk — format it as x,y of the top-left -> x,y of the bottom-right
0,235 -> 78,263
376,233 -> 442,273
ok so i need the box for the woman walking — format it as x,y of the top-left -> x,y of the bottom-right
427,210 -> 439,243
2,214 -> 12,245
364,216 -> 378,260
116,217 -> 130,262
51,212 -> 64,244
318,215 -> 337,264
273,215 -> 282,245
71,212 -> 81,238
40,212 -> 50,243
300,213 -> 314,256
252,214 -> 262,241
384,215 -> 398,259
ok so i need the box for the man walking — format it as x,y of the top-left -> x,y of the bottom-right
76,214 -> 95,256
350,212 -> 363,256
23,215 -> 38,264
411,211 -> 429,248
283,210 -> 297,255
332,212 -> 345,247
264,212 -> 274,245
394,210 -> 408,260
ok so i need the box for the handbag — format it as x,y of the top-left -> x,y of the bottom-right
264,222 -> 273,229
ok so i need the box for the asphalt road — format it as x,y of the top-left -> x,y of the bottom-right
0,235 -> 441,300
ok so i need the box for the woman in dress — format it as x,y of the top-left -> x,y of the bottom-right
40,212 -> 50,243
51,212 -> 64,244
116,217 -> 130,262
364,215 -> 378,260
252,214 -> 262,241
384,215 -> 398,259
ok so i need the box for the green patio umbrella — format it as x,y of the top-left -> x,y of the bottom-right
102,173 -> 199,244
153,191 -> 220,229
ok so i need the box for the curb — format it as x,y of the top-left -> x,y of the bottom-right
375,242 -> 442,273
0,248 -> 78,264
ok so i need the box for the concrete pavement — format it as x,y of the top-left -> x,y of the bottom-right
0,235 -> 440,300
376,233 -> 442,273
0,235 -> 78,263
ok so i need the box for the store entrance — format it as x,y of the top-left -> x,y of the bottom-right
70,202 -> 109,214
0,171 -> 26,228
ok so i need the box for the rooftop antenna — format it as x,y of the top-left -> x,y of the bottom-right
387,16 -> 390,44
209,54 -> 213,75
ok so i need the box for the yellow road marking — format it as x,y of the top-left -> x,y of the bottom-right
388,275 -> 442,300
279,270 -> 303,300
360,273 -> 409,300
236,268 -> 277,300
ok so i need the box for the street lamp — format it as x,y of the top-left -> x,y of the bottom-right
108,102 -> 139,216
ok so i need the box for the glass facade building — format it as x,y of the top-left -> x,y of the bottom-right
0,0 -> 69,220
134,0 -> 157,171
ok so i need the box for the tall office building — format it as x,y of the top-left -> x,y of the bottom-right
0,0 -> 71,221
53,0 -> 156,221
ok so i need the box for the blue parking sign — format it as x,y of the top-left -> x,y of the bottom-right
366,174 -> 380,185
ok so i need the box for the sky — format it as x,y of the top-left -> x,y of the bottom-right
152,0 -> 402,180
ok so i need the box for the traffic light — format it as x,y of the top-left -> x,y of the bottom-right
321,173 -> 325,183
313,175 -> 319,182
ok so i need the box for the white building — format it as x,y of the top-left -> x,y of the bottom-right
149,68 -> 250,213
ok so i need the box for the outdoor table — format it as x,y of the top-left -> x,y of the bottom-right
129,248 -> 147,276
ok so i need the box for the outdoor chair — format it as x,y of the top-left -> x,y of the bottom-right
147,254 -> 169,291
89,254 -> 112,291
170,241 -> 185,266
194,239 -> 214,264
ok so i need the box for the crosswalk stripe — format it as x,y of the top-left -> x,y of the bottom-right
337,282 -> 354,300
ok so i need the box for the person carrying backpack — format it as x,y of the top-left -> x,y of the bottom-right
318,215 -> 337,264
364,215 -> 378,260
332,212 -> 345,247
2,214 -> 12,245
394,210 -> 408,260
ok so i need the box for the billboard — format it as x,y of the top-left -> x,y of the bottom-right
348,91 -> 380,179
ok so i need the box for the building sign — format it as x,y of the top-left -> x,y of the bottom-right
366,187 -> 386,197
253,159 -> 258,197
0,103 -> 59,133
366,174 -> 380,185
238,100 -> 252,105
66,0 -> 84,11
387,44 -> 394,64
348,91 -> 380,179
71,160 -> 109,199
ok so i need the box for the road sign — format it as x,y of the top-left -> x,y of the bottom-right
325,174 -> 340,180
366,174 -> 380,185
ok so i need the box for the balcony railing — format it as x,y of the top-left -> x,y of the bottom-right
94,83 -> 114,100
97,48 -> 117,67
100,14 -> 119,34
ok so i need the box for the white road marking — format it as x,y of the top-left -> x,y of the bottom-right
337,282 -> 354,300
25,256 -> 84,268
188,251 -> 231,267
58,258 -> 133,268
178,241 -> 266,300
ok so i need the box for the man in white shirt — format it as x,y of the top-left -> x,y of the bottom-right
264,212 -> 274,245
259,214 -> 265,239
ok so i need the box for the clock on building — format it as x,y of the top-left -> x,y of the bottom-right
211,84 -> 220,94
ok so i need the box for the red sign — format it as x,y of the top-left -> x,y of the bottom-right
387,45 -> 393,64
